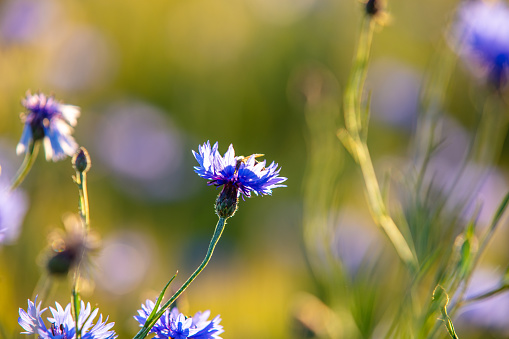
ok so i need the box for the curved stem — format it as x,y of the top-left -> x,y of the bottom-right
10,141 -> 40,191
133,217 -> 227,339
341,15 -> 417,271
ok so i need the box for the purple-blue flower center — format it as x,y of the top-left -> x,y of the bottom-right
50,323 -> 68,339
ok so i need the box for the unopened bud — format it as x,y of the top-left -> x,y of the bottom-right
366,0 -> 379,16
72,147 -> 91,173
215,183 -> 239,219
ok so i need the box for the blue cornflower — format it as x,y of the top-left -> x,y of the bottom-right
134,299 -> 224,339
17,91 -> 80,161
193,141 -> 287,218
451,0 -> 509,89
18,298 -> 117,339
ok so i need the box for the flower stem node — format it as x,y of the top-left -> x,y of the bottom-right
72,147 -> 91,174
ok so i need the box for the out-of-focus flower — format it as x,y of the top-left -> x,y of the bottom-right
451,0 -> 509,89
46,27 -> 117,92
96,231 -> 153,295
0,0 -> 59,45
193,141 -> 287,218
19,298 -> 117,339
94,100 -> 190,201
135,299 -> 223,339
45,214 -> 100,276
0,180 -> 28,245
368,59 -> 421,129
457,268 -> 509,333
17,92 -> 80,161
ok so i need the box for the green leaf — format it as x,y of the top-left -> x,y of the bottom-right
145,272 -> 178,325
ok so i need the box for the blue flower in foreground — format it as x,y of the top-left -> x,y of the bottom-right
135,299 -> 224,339
19,298 -> 117,339
451,0 -> 509,89
17,91 -> 80,161
193,141 -> 287,217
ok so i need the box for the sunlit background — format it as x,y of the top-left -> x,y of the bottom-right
1,0 -> 509,338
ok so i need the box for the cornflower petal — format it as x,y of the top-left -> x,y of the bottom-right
135,301 -> 223,339
192,141 -> 287,198
19,299 -> 116,339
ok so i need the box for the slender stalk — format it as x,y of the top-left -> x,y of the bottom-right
133,217 -> 227,339
340,15 -> 417,270
72,165 -> 91,339
76,170 -> 90,230
10,141 -> 40,191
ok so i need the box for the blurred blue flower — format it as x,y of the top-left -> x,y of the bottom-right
452,0 -> 509,89
17,92 -> 80,161
193,141 -> 287,197
0,180 -> 28,245
135,299 -> 223,339
19,298 -> 117,339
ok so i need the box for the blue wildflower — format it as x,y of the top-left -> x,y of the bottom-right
18,298 -> 117,339
17,91 -> 80,161
451,0 -> 509,89
193,141 -> 287,217
135,299 -> 224,339
0,179 -> 28,245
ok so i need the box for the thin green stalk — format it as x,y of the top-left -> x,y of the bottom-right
10,141 -> 40,191
72,165 -> 91,339
75,170 -> 90,230
340,15 -> 417,271
133,217 -> 227,339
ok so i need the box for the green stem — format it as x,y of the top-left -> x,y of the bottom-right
73,168 -> 91,339
133,217 -> 227,339
76,171 -> 90,230
10,141 -> 40,191
341,15 -> 417,271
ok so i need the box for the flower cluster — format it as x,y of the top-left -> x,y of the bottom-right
17,92 -> 80,161
451,0 -> 509,89
193,141 -> 287,217
19,298 -> 117,339
135,299 -> 223,339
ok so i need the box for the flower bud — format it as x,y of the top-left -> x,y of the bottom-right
365,0 -> 379,16
72,147 -> 91,173
215,183 -> 239,219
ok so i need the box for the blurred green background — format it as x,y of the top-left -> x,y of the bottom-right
1,0 -> 509,338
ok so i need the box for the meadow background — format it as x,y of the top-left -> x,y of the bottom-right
0,0 -> 508,338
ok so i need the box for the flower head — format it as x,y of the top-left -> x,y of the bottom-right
135,300 -> 223,339
17,91 -> 80,161
451,0 -> 509,89
46,214 -> 100,276
19,298 -> 117,339
192,141 -> 287,217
